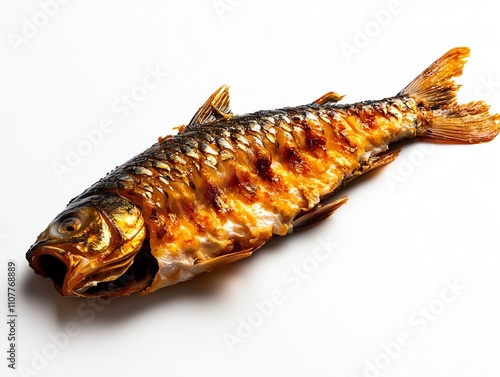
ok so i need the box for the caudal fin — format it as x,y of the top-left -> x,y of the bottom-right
399,47 -> 500,144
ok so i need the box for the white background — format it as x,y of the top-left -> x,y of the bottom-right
1,1 -> 499,376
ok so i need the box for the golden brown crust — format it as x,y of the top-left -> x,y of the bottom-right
86,96 -> 420,291
26,47 -> 500,298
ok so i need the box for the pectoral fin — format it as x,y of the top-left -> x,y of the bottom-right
193,249 -> 253,273
292,196 -> 348,231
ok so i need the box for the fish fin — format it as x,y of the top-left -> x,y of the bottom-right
398,47 -> 470,109
344,148 -> 401,185
399,47 -> 500,143
313,91 -> 345,105
292,196 -> 348,231
189,85 -> 233,126
193,250 -> 253,272
418,101 -> 500,143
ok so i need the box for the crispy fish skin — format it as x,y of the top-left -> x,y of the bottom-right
91,96 -> 420,292
26,47 -> 500,297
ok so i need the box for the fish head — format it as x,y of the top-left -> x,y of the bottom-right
26,194 -> 158,298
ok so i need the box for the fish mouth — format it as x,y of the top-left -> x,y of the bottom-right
30,248 -> 69,288
26,239 -> 159,298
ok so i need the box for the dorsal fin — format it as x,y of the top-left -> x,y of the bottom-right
188,85 -> 233,126
312,91 -> 345,105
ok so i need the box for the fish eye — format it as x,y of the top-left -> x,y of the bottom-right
57,217 -> 82,234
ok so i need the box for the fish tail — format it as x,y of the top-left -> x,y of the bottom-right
399,47 -> 500,144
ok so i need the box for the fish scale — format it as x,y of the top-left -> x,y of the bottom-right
26,47 -> 500,298
64,95 -> 418,293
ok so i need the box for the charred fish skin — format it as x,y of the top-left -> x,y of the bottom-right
74,96 -> 420,291
26,47 -> 499,298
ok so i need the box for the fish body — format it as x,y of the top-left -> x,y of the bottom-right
27,47 -> 499,298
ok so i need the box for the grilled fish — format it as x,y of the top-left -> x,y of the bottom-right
26,47 -> 499,298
